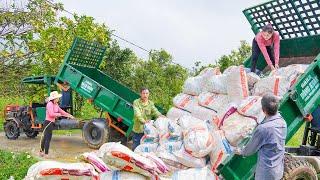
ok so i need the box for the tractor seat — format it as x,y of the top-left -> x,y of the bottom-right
31,103 -> 46,108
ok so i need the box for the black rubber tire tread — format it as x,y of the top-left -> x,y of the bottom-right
282,155 -> 317,180
82,118 -> 109,149
24,130 -> 39,138
4,121 -> 20,140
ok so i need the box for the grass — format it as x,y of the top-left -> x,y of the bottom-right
0,150 -> 38,179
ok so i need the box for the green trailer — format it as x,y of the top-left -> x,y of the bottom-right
218,0 -> 320,179
54,38 -> 162,148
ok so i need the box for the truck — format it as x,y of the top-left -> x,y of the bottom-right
3,38 -> 163,149
218,0 -> 320,179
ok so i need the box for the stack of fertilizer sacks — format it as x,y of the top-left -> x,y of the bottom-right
24,64 -> 308,180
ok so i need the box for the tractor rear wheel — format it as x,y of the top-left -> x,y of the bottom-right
24,129 -> 39,138
82,118 -> 109,149
282,155 -> 317,180
4,121 -> 20,140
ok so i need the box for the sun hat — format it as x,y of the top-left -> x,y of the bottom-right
48,91 -> 62,101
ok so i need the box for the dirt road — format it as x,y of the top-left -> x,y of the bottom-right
0,132 -> 93,162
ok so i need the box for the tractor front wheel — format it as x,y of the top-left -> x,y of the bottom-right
4,121 -> 20,140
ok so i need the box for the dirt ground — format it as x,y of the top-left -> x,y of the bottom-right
0,132 -> 95,162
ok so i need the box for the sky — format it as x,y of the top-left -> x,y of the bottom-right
56,0 -> 267,68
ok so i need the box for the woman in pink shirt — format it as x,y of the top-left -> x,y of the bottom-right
40,91 -> 74,158
251,24 -> 280,73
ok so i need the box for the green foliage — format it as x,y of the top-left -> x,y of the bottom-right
0,150 -> 38,179
217,40 -> 251,72
192,40 -> 251,74
129,50 -> 188,111
101,40 -> 138,87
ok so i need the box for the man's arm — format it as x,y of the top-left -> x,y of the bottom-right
151,102 -> 162,118
241,127 -> 264,156
133,101 -> 146,123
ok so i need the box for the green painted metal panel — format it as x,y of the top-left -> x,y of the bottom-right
35,107 -> 46,124
55,37 -> 165,136
243,0 -> 320,39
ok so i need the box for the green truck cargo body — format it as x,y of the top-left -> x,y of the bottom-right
218,0 -> 320,179
56,38 -> 139,136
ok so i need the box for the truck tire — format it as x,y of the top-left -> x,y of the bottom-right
283,155 -> 317,180
82,118 -> 109,149
24,129 -> 39,138
4,121 -> 20,140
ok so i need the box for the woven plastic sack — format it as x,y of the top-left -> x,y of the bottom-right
198,67 -> 221,77
178,115 -> 206,131
247,72 -> 260,88
271,64 -> 308,87
209,130 -> 233,172
99,171 -> 148,180
198,92 -> 231,113
237,96 -> 265,123
80,152 -> 111,173
140,153 -> 170,174
98,142 -> 157,177
159,167 -> 219,180
183,67 -> 221,96
182,76 -> 205,96
157,140 -> 185,170
173,147 -> 206,168
168,121 -> 182,138
154,117 -> 170,136
190,105 -> 219,128
253,75 -> 290,97
183,125 -> 214,158
166,107 -> 191,121
134,143 -> 158,154
173,93 -> 198,112
226,66 -> 249,102
220,108 -> 257,146
204,74 -> 228,94
24,161 -> 99,180
223,65 -> 238,75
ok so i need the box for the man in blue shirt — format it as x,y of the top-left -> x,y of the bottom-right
57,81 -> 72,113
236,94 -> 287,180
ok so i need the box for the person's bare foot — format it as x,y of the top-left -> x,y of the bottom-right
39,151 -> 44,157
43,154 -> 50,159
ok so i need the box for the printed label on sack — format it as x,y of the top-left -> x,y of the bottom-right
211,150 -> 224,172
204,95 -> 215,106
240,97 -> 258,114
273,77 -> 280,96
240,66 -> 249,98
179,95 -> 191,107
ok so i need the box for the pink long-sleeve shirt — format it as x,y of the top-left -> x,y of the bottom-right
255,31 -> 280,67
46,101 -> 69,122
